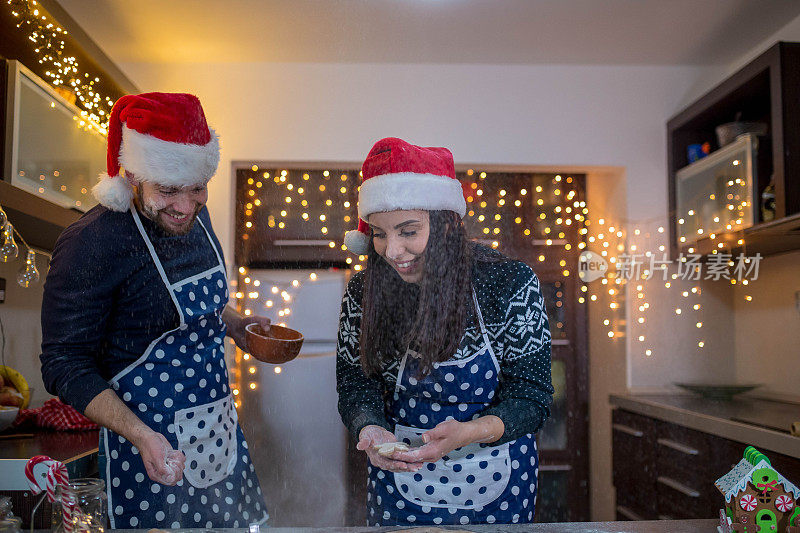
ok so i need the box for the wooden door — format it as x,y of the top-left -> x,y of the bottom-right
459,171 -> 590,522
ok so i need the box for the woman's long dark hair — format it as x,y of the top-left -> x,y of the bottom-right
359,210 -> 504,377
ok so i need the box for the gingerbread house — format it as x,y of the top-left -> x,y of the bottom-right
716,446 -> 800,532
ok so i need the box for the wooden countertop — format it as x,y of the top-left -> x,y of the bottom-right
610,393 -> 800,458
0,429 -> 98,490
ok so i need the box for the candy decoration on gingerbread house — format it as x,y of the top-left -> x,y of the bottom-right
715,446 -> 800,532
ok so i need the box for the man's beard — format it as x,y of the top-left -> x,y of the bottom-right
137,189 -> 201,236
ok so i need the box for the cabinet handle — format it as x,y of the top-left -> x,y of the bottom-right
612,423 -> 644,437
616,506 -> 644,521
657,476 -> 700,498
273,240 -> 335,246
657,438 -> 699,456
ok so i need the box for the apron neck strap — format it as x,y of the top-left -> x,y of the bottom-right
131,207 -> 175,293
471,287 -> 488,336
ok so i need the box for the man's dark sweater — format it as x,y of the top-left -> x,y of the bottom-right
40,205 -> 225,413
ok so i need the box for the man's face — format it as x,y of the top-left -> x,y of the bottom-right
135,179 -> 209,236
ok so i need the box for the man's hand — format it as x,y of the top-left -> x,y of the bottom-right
85,389 -> 187,485
132,427 -> 185,485
357,425 -> 423,473
223,306 -> 270,353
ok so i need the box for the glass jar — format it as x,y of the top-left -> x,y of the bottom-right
0,497 -> 12,520
0,517 -> 22,533
51,479 -> 107,533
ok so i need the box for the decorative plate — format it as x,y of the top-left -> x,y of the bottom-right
673,383 -> 761,401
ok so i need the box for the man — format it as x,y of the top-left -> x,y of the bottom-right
40,93 -> 269,529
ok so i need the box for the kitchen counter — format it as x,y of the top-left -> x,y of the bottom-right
610,393 -> 800,458
108,522 -> 720,532
0,429 -> 98,490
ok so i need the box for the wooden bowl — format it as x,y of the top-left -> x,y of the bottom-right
245,323 -> 304,364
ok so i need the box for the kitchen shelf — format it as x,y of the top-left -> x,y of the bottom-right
0,179 -> 81,251
682,206 -> 800,258
667,41 -> 800,259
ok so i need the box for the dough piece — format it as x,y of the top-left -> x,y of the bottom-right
375,442 -> 410,456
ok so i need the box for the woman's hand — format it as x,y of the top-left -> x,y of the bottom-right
394,416 -> 504,464
357,425 -> 423,473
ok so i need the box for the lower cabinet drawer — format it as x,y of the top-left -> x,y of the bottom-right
655,474 -> 718,519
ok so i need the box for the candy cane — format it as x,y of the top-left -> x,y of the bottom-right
25,455 -> 76,533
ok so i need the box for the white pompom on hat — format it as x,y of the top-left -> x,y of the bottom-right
344,137 -> 466,255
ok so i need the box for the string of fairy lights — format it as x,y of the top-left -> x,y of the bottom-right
0,204 -> 44,287
6,0 -> 114,134
231,163 -> 761,402
228,270 -> 321,408
1,0 -> 115,288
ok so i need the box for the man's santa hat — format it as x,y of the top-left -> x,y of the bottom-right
92,92 -> 220,212
344,137 -> 466,255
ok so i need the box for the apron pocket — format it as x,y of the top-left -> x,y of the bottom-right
393,423 -> 511,509
174,394 -> 238,488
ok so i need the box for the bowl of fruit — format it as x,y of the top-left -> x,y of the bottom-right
0,366 -> 29,431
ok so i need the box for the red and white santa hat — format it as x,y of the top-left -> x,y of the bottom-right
343,137 -> 466,255
92,92 -> 220,212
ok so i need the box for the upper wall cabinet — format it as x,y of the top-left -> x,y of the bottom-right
667,41 -> 800,259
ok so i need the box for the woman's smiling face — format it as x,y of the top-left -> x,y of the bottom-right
369,210 -> 430,284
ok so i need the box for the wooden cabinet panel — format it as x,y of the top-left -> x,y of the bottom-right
768,450 -> 800,486
655,474 -> 715,519
612,407 -> 800,523
612,410 -> 658,518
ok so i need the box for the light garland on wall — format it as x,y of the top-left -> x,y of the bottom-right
0,203 -> 48,287
228,269 -> 319,408
234,165 -> 758,375
5,0 -> 114,134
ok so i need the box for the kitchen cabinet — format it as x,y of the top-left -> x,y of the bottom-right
612,408 -> 800,521
234,165 -> 360,267
0,179 -> 80,251
667,41 -> 800,259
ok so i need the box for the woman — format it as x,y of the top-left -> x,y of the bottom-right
336,137 -> 553,526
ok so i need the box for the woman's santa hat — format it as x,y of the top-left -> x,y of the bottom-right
344,137 -> 466,255
92,92 -> 220,212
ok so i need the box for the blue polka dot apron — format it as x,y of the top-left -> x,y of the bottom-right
367,290 -> 538,526
102,208 -> 268,529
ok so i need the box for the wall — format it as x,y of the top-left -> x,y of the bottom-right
585,168 -> 627,521
0,257 -> 49,409
733,251 -> 800,397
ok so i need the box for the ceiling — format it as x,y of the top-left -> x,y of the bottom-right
55,0 -> 800,65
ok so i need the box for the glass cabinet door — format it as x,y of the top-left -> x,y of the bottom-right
675,133 -> 757,244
